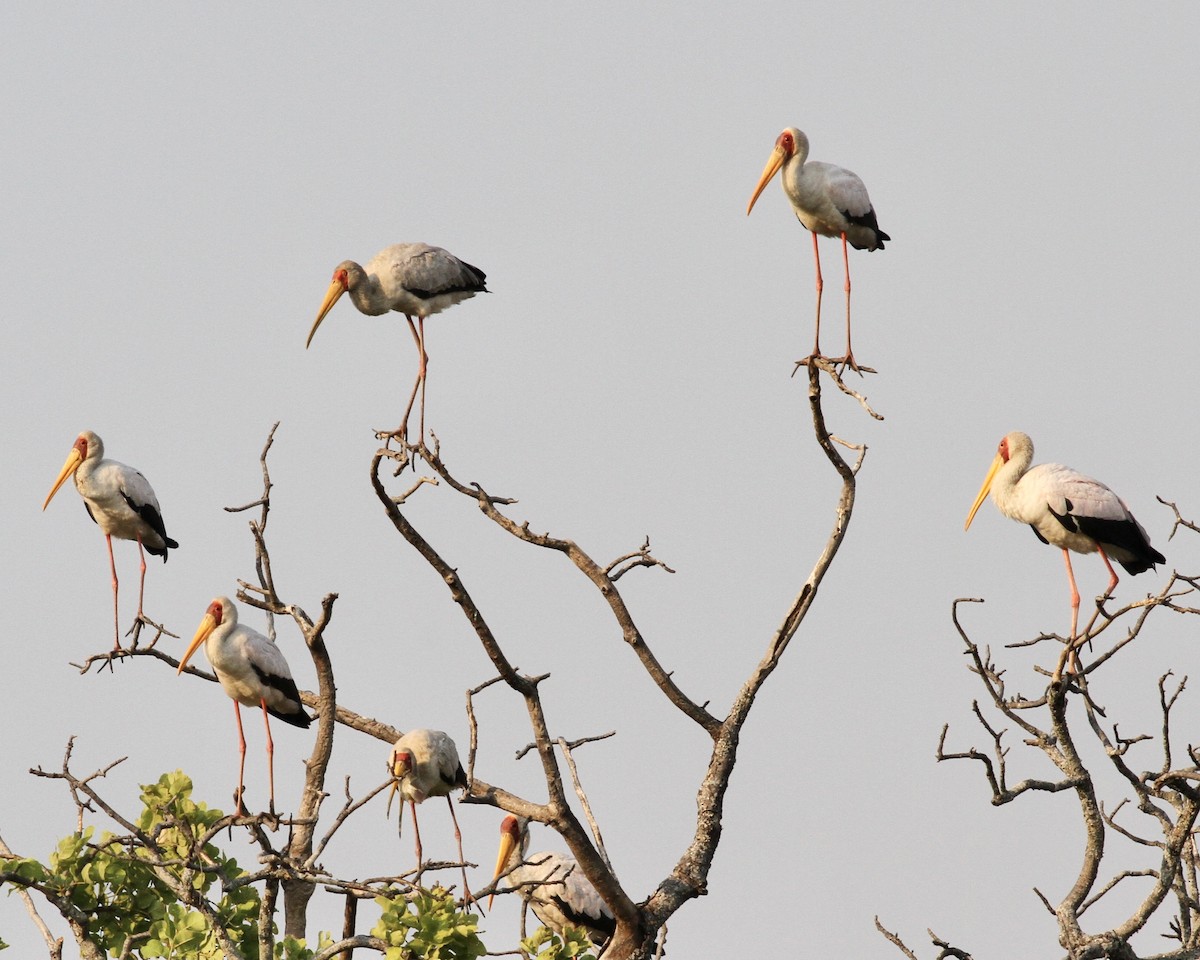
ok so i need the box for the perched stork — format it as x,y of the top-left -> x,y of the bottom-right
747,127 -> 889,372
177,596 -> 311,815
387,729 -> 472,901
304,243 -> 488,443
489,815 -> 615,948
965,431 -> 1164,674
42,430 -> 178,650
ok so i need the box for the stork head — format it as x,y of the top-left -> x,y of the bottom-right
488,814 -> 528,909
304,263 -> 353,349
177,597 -> 234,675
746,127 -> 806,216
965,432 -> 1029,530
42,431 -> 102,510
385,745 -> 415,818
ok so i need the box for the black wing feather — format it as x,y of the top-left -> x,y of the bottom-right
441,762 -> 468,790
841,206 -> 890,250
250,663 -> 312,728
121,491 -> 178,559
547,894 -> 616,945
1048,501 -> 1165,576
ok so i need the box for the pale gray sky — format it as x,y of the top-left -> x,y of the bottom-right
3,3 -> 1199,956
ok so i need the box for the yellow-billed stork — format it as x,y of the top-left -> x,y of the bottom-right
747,127 -> 889,372
42,430 -> 178,650
965,431 -> 1165,664
489,814 -> 615,947
387,729 -> 472,899
177,596 -> 311,815
304,243 -> 488,443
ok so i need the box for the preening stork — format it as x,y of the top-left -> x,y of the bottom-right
304,243 -> 488,443
746,127 -> 889,372
965,431 -> 1165,674
177,596 -> 311,815
42,430 -> 178,650
387,729 -> 472,901
489,815 -> 615,948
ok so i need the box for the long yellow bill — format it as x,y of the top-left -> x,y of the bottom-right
42,447 -> 84,510
177,613 -> 217,674
487,827 -> 518,909
746,143 -> 787,216
304,279 -> 348,349
964,454 -> 1004,531
386,748 -> 410,816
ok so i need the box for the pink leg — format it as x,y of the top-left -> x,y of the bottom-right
445,795 -> 474,904
417,317 -> 429,445
260,699 -> 276,815
809,231 -> 824,358
233,701 -> 248,815
105,534 -> 120,650
409,798 -> 425,868
1054,548 -> 1089,679
1096,546 -> 1121,596
396,315 -> 423,441
135,535 -> 148,621
839,232 -> 858,371
1062,548 -> 1081,640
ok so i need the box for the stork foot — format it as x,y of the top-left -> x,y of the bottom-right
376,425 -> 409,444
1051,635 -> 1088,685
791,352 -> 830,377
125,612 -> 171,650
99,648 -> 129,675
377,423 -> 428,449
828,353 -> 876,376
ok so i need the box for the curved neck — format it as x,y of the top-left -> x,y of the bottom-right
348,272 -> 391,316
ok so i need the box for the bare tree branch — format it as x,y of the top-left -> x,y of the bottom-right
0,831 -> 64,959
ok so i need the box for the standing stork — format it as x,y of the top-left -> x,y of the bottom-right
965,431 -> 1164,675
387,729 -> 472,901
177,596 -> 312,815
42,430 -> 178,650
746,127 -> 889,372
304,243 -> 488,443
489,815 -> 615,948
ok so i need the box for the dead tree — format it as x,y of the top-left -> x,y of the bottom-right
881,506 -> 1200,960
6,358 -> 878,958
370,361 -> 878,960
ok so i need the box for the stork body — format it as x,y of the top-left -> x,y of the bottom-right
177,596 -> 311,815
388,729 -> 471,900
747,127 -> 888,371
489,815 -> 614,948
965,432 -> 1164,673
42,430 -> 178,649
305,243 -> 488,443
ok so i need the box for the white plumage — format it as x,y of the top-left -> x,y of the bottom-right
305,242 -> 488,443
177,596 -> 311,814
388,729 -> 467,808
42,430 -> 178,649
747,127 -> 888,370
965,431 -> 1164,661
489,815 -> 614,948
387,729 -> 471,900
